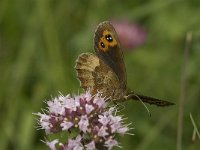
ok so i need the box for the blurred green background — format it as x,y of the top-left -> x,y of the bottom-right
0,0 -> 200,150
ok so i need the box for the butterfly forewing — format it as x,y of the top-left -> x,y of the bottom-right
94,21 -> 127,89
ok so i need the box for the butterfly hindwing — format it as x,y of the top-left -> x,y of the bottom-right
75,53 -> 122,98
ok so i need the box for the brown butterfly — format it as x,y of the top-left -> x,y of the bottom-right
75,21 -> 174,107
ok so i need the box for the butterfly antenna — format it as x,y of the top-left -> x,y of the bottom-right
133,93 -> 151,117
126,92 -> 151,117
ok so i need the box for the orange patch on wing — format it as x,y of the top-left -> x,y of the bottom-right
98,38 -> 108,52
98,30 -> 117,52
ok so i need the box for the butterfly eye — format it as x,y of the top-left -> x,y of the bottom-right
100,42 -> 105,48
105,34 -> 113,42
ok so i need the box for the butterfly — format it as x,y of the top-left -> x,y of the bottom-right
75,21 -> 174,107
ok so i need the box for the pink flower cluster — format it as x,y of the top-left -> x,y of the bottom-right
112,20 -> 147,50
35,91 -> 131,150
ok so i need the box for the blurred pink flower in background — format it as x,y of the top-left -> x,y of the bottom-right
112,20 -> 147,50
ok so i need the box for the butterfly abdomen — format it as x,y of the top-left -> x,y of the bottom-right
127,91 -> 174,107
